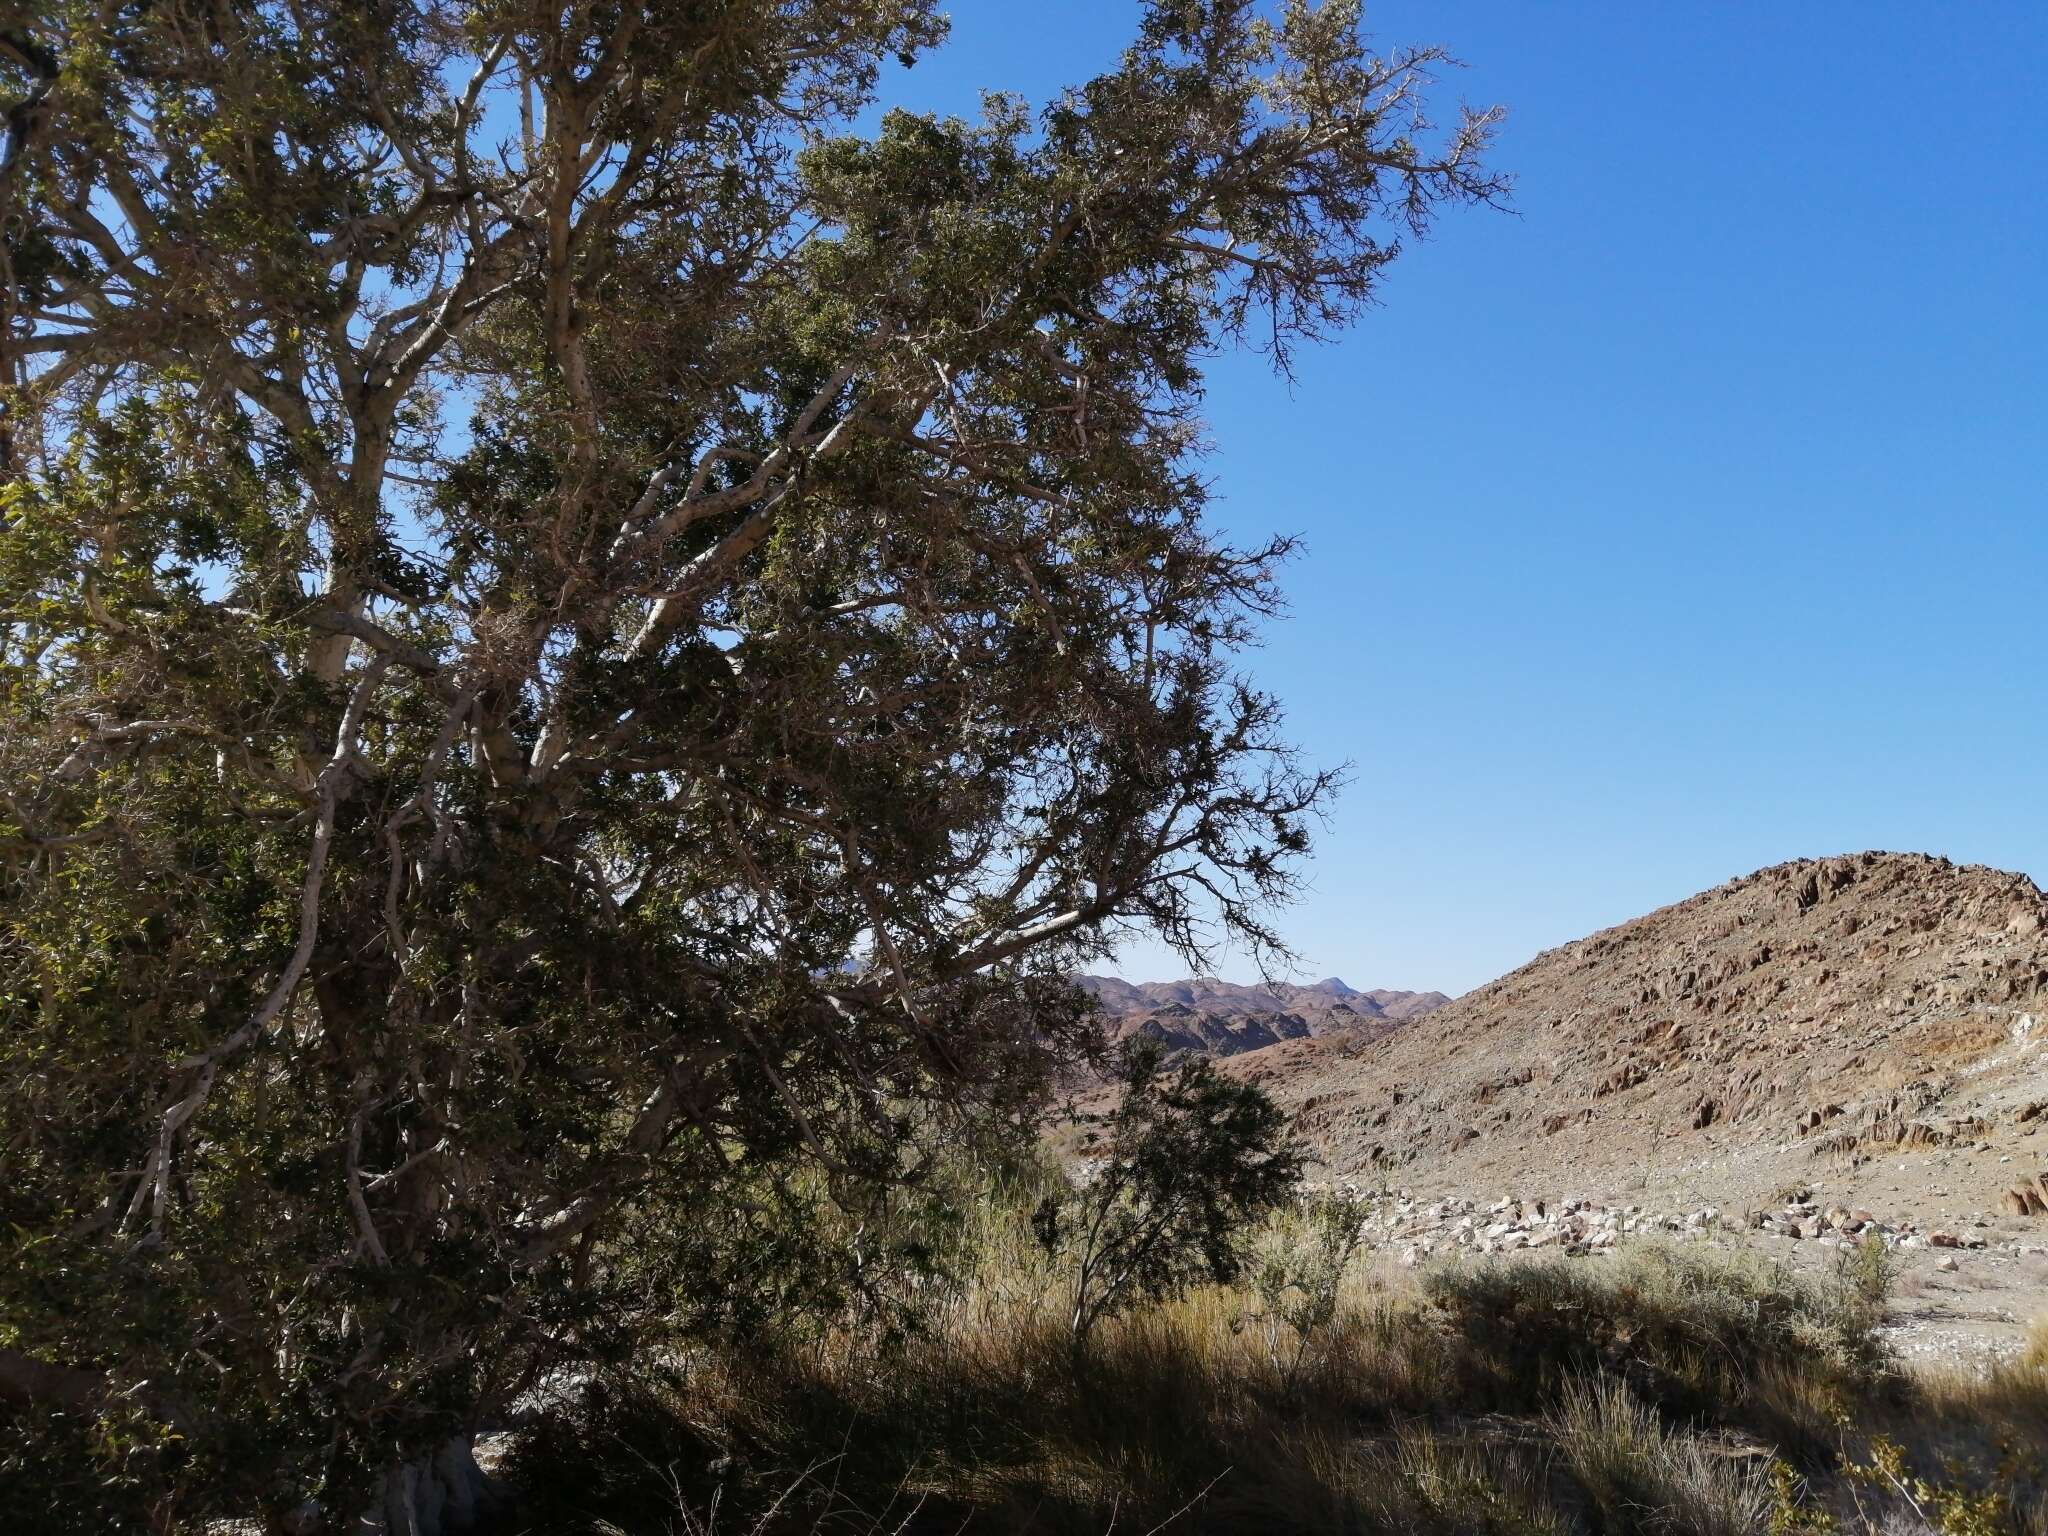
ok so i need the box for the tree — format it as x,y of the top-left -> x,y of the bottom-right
1034,1040 -> 1302,1350
0,0 -> 1502,1525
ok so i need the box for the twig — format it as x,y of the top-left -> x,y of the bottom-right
1135,1468 -> 1232,1536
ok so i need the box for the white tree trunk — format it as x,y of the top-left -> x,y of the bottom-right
343,1435 -> 492,1535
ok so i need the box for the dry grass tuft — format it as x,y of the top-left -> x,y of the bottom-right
1546,1374 -> 1774,1536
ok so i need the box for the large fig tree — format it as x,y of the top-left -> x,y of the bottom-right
0,0 -> 1500,1524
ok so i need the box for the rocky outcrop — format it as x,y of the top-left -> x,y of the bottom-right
1998,1172 -> 2048,1216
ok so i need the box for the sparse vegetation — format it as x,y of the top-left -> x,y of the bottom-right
505,1178 -> 2048,1535
1836,1233 -> 1902,1318
1247,1186 -> 1371,1392
1422,1239 -> 1895,1443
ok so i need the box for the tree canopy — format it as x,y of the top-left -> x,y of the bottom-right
0,0 -> 1500,1523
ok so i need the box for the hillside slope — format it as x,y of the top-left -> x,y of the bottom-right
1228,853 -> 2048,1226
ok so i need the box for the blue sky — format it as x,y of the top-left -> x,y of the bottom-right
882,3 -> 2047,994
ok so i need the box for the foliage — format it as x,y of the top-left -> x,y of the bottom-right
1031,1041 -> 1301,1347
0,1402 -> 189,1534
0,0 -> 1503,1520
1842,1435 -> 2036,1536
1245,1186 -> 1369,1390
1769,1459 -> 1843,1536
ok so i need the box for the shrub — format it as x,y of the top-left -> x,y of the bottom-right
1843,1434 -> 2043,1536
1031,1043 -> 1301,1350
1834,1233 -> 1901,1322
1246,1189 -> 1371,1391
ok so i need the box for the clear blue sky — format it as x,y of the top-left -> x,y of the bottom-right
882,3 -> 2047,995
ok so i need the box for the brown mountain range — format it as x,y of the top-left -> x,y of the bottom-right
1074,974 -> 1449,1057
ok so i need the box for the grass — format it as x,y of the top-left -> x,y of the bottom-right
1546,1374 -> 1773,1536
1422,1241 -> 1893,1419
503,1197 -> 2048,1536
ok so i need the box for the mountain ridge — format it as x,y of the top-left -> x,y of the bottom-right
1216,851 -> 2048,1229
1073,973 -> 1450,1058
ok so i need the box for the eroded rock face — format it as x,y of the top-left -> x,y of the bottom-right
1215,854 -> 2048,1220
1999,1173 -> 2048,1216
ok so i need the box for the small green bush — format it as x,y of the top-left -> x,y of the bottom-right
1246,1189 -> 1370,1391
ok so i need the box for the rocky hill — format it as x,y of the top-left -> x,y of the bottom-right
1224,853 -> 2048,1231
1075,974 -> 1448,1057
